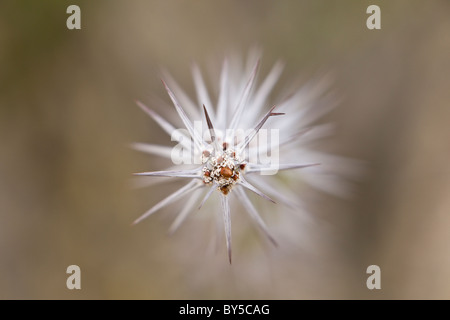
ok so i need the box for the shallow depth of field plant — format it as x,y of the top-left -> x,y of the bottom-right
132,52 -> 351,263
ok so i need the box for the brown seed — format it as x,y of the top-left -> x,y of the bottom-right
220,167 -> 233,178
222,142 -> 229,150
202,150 -> 210,157
232,174 -> 238,181
220,186 -> 229,195
204,170 -> 210,177
239,163 -> 246,170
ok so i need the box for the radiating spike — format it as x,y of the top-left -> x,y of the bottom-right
202,105 -> 216,142
228,60 -> 260,131
245,163 -> 321,174
290,123 -> 335,145
133,167 -> 202,178
298,94 -> 338,127
132,180 -> 201,225
245,175 -> 301,209
216,59 -> 229,128
235,188 -> 277,246
136,101 -> 192,151
136,101 -> 175,136
202,105 -> 221,152
247,127 -> 313,152
220,194 -> 232,264
238,105 -> 284,152
238,176 -> 275,203
192,64 -> 214,120
161,79 -> 205,150
213,203 -> 224,254
198,184 -> 216,209
248,60 -> 284,116
130,143 -> 173,158
168,189 -> 203,235
278,127 -> 314,147
160,69 -> 200,119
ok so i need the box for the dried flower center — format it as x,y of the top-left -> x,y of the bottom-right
201,148 -> 244,195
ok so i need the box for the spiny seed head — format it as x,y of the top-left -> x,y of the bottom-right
133,53 -> 346,264
201,148 -> 242,194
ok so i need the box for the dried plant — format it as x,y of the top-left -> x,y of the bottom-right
133,52 -> 351,263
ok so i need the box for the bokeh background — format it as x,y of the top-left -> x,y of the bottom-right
1,0 -> 450,299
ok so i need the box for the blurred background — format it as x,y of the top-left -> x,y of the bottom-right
1,0 -> 450,299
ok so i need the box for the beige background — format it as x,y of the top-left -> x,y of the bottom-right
0,0 -> 449,299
